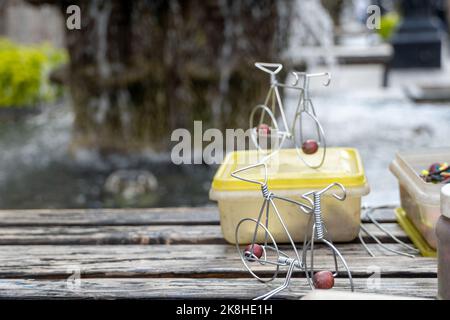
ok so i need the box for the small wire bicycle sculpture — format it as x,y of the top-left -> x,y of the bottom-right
232,162 -> 354,300
250,62 -> 330,168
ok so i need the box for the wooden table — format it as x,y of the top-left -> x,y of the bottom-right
0,207 -> 437,299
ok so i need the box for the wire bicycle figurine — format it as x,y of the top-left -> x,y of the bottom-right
232,162 -> 354,299
250,62 -> 330,168
232,162 -> 312,299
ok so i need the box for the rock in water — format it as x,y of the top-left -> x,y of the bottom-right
104,169 -> 158,200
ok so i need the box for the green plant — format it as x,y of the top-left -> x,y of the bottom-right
378,12 -> 401,41
0,38 -> 68,108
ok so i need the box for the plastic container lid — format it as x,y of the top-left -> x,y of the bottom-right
442,184 -> 450,218
211,148 -> 369,192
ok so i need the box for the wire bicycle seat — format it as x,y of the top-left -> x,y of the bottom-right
254,62 -> 283,75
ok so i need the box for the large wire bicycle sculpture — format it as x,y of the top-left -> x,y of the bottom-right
232,162 -> 354,300
250,62 -> 330,169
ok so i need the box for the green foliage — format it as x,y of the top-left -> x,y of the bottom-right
0,38 -> 68,108
378,12 -> 401,41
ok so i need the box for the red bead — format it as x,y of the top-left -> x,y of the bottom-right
244,244 -> 263,259
302,139 -> 319,155
257,123 -> 271,135
313,271 -> 334,289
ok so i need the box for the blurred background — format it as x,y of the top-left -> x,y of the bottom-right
0,0 -> 449,209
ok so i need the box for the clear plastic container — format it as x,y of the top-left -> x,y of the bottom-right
390,148 -> 450,249
209,148 -> 370,244
437,184 -> 450,300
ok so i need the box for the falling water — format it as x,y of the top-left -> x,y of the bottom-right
286,0 -> 337,69
89,0 -> 112,125
211,0 -> 235,127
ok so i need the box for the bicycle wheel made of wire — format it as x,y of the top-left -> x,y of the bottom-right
249,104 -> 287,154
302,234 -> 354,291
293,103 -> 326,169
235,218 -> 281,283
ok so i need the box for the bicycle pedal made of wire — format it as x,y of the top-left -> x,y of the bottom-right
239,222 -> 304,300
232,162 -> 313,300
301,183 -> 355,291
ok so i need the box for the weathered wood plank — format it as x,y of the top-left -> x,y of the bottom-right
0,207 -> 219,226
0,278 -> 436,299
0,245 -> 435,279
0,223 -> 407,245
0,206 -> 396,226
0,225 -> 224,245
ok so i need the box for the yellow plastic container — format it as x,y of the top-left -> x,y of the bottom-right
390,149 -> 450,250
209,148 -> 370,244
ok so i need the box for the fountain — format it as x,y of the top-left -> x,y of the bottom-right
26,0 -> 294,154
0,0 -> 448,211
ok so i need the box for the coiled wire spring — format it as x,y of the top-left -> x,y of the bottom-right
261,184 -> 272,200
313,193 -> 325,240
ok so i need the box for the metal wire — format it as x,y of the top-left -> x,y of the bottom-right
359,205 -> 420,258
261,184 -> 272,200
302,185 -> 354,292
313,193 -> 325,239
